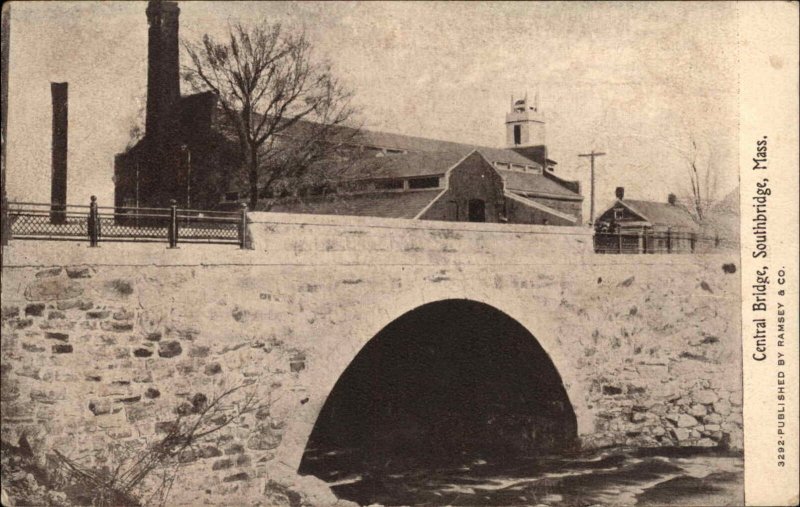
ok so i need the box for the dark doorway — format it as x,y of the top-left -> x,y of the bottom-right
468,199 -> 486,222
298,300 -> 577,501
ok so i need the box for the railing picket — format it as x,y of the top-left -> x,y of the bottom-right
88,196 -> 99,247
239,203 -> 248,249
168,200 -> 179,248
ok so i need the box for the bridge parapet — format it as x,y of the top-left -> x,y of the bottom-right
0,213 -> 742,505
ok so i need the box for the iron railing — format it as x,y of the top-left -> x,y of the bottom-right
594,231 -> 732,254
6,197 -> 248,248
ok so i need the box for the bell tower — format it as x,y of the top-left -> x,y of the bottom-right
505,92 -> 545,148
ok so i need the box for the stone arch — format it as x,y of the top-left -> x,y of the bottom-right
272,294 -> 593,474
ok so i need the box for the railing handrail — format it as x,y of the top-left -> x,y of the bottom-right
9,200 -> 242,216
7,198 -> 248,249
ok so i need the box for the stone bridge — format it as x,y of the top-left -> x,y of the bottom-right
0,213 -> 742,505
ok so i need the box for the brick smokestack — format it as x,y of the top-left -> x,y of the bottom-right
615,186 -> 624,200
145,0 -> 181,141
50,82 -> 68,224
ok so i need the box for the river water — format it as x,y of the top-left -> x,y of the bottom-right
304,446 -> 743,506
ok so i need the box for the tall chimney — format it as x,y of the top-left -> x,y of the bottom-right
145,0 -> 181,141
50,82 -> 68,224
615,186 -> 624,200
668,193 -> 677,205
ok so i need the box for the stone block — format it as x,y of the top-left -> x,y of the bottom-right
675,414 -> 698,428
66,267 -> 92,279
691,389 -> 718,405
101,321 -> 134,332
630,412 -> 646,423
688,404 -> 707,417
30,389 -> 64,404
704,413 -> 723,424
25,277 -> 82,301
52,344 -> 73,354
671,427 -> 690,442
107,279 -> 134,296
15,318 -> 33,329
204,362 -> 222,375
35,267 -> 62,278
155,420 -> 178,433
21,342 -> 45,353
57,299 -> 93,311
713,399 -> 732,416
45,332 -> 69,342
1,306 -> 19,320
24,304 -> 46,316
189,345 -> 210,358
133,348 -> 153,358
113,308 -> 135,321
212,458 -> 233,470
696,438 -> 716,447
86,310 -> 111,319
144,387 -> 160,399
158,341 -> 183,358
225,444 -> 245,455
89,399 -> 113,416
222,472 -> 249,482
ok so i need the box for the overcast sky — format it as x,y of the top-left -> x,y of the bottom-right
6,1 -> 740,215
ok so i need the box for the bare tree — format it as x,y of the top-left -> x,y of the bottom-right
46,382 -> 262,507
182,22 -> 357,208
681,137 -> 720,222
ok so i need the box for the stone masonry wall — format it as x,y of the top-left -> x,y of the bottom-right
1,212 -> 742,505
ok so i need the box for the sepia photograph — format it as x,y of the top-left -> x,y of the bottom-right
0,1 -> 797,506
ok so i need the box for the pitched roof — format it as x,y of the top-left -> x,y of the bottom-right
501,170 -> 583,200
504,192 -> 578,223
334,151 -> 466,180
268,190 -> 443,219
621,199 -> 699,230
278,120 -> 543,167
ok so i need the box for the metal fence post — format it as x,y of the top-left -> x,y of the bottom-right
88,195 -> 99,247
239,202 -> 248,249
617,229 -> 622,254
168,199 -> 178,248
690,232 -> 696,253
666,229 -> 672,254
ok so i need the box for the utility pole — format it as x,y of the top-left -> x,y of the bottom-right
579,150 -> 606,226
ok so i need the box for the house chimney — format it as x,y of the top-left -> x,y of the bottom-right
615,187 -> 624,200
50,82 -> 68,224
668,193 -> 677,205
145,0 -> 181,140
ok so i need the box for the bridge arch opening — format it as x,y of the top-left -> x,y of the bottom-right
298,299 -> 578,485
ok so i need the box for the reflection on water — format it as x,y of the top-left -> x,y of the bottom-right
303,446 -> 743,506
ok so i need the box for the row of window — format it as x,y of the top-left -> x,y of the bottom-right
219,176 -> 442,202
494,161 -> 542,174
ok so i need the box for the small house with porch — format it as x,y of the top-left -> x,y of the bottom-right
594,187 -> 700,254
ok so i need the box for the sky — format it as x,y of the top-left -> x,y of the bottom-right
5,1 -> 740,217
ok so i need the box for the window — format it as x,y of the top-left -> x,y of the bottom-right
375,179 -> 404,190
513,125 -> 521,145
468,199 -> 486,222
613,207 -> 624,221
408,177 -> 440,189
